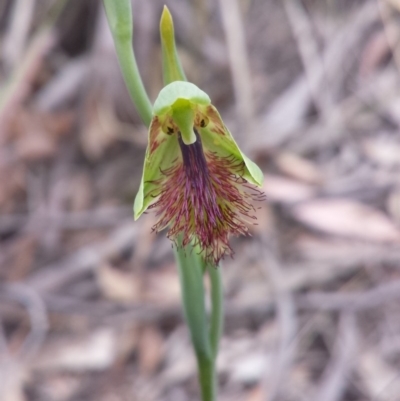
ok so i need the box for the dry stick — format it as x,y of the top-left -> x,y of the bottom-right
34,57 -> 90,111
0,29 -> 56,143
297,279 -> 400,311
286,9 -> 400,154
286,66 -> 399,153
313,313 -> 358,401
40,147 -> 74,254
255,1 -> 379,149
377,0 -> 400,79
1,0 -> 36,69
218,0 -> 254,134
47,207 -> 132,230
27,222 -> 138,293
0,283 -> 48,361
283,0 -> 333,120
28,275 -> 400,319
258,233 -> 297,401
359,348 -> 400,401
0,207 -> 132,234
18,277 -> 400,329
10,285 -> 48,360
26,237 -> 400,310
0,284 -> 47,401
132,1 -> 158,86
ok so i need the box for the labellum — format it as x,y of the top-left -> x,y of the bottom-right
134,82 -> 264,265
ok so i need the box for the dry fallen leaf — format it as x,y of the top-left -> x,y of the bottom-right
97,264 -> 141,302
363,137 -> 400,167
386,0 -> 400,12
36,329 -> 117,372
15,131 -> 56,161
230,351 -> 271,385
294,235 -> 395,264
0,360 -> 27,401
10,109 -> 73,161
67,173 -> 94,212
144,264 -> 181,305
245,385 -> 265,401
35,375 -> 81,401
359,30 -> 391,78
263,174 -> 316,203
292,199 -> 400,242
115,324 -> 140,364
358,349 -> 400,401
274,152 -> 323,184
80,95 -> 123,160
137,325 -> 165,375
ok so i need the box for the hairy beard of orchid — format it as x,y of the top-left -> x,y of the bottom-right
148,129 -> 264,264
134,81 -> 265,266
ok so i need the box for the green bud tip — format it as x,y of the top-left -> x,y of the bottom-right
160,6 -> 174,49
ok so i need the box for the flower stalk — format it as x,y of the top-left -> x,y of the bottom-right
103,0 -> 152,126
174,239 -> 216,401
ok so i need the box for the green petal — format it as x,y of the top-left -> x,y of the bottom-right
133,116 -> 180,219
199,105 -> 263,187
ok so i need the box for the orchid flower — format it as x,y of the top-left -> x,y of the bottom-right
134,81 -> 264,264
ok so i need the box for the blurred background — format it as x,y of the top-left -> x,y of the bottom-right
1,0 -> 400,400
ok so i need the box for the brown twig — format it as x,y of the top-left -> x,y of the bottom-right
26,222 -> 139,293
297,279 -> 400,311
257,229 -> 298,401
312,313 -> 358,401
218,0 -> 254,132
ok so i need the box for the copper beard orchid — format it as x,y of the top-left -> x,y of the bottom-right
134,81 -> 264,265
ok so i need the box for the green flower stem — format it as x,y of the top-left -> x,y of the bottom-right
103,0 -> 152,127
198,354 -> 217,401
207,263 -> 223,359
174,244 -> 216,401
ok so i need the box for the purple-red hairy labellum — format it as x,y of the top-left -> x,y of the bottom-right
148,130 -> 265,265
